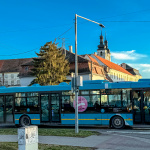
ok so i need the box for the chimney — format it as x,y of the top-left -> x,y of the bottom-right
69,46 -> 73,53
94,52 -> 97,55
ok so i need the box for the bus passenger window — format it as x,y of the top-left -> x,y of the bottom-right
79,90 -> 100,112
15,98 -> 26,107
61,95 -> 74,113
27,93 -> 39,112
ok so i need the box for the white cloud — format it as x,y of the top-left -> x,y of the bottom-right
111,50 -> 147,60
142,69 -> 150,72
140,64 -> 150,68
127,63 -> 150,78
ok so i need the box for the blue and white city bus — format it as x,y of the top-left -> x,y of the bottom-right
0,79 -> 150,129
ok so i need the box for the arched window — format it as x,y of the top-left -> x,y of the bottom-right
100,51 -> 102,56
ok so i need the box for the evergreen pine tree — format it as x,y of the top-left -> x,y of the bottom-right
30,41 -> 70,85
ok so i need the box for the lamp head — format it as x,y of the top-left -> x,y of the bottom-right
99,24 -> 105,28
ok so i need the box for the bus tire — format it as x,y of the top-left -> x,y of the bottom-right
20,115 -> 31,127
111,116 -> 125,129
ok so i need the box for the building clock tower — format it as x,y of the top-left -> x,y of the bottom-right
97,29 -> 111,61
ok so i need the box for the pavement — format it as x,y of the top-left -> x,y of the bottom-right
0,129 -> 150,150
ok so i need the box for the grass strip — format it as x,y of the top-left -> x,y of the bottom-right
0,128 -> 100,137
0,142 -> 95,150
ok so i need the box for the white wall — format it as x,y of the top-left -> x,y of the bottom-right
67,74 -> 105,81
20,77 -> 35,86
0,72 -> 20,86
67,74 -> 90,81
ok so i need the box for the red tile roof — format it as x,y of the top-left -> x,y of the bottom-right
87,55 -> 99,64
0,60 -> 4,70
93,54 -> 133,76
0,58 -> 33,73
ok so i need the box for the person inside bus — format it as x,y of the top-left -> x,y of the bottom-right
64,99 -> 71,112
94,101 -> 100,111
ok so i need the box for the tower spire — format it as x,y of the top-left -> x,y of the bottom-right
97,29 -> 111,61
99,27 -> 104,46
104,31 -> 108,49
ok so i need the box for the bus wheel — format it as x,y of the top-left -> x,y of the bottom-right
20,116 -> 31,127
111,116 -> 125,129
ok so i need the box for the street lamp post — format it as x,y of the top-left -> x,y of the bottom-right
75,14 -> 78,134
74,14 -> 105,133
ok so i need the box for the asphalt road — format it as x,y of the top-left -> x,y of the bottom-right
89,129 -> 150,150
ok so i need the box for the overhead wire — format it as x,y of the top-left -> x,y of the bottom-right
0,48 -> 39,56
1,8 -> 150,56
0,25 -> 74,56
0,23 -> 74,34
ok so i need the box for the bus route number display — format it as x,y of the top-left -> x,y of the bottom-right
73,96 -> 88,112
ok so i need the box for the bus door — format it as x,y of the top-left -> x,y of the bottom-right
143,90 -> 150,123
133,90 -> 150,124
40,93 -> 61,123
50,93 -> 60,122
0,95 -> 14,123
132,90 -> 143,123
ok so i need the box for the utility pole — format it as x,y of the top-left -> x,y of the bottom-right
75,14 -> 78,134
74,14 -> 105,134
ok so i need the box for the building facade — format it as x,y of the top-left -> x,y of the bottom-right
0,58 -> 33,87
18,50 -> 106,86
0,30 -> 142,86
83,30 -> 142,82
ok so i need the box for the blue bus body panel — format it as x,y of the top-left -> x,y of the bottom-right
79,114 -> 102,125
15,114 -> 40,125
125,114 -> 133,126
61,113 -> 133,126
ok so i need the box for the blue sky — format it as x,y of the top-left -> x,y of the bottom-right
0,0 -> 150,78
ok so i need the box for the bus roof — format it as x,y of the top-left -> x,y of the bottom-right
0,79 -> 150,94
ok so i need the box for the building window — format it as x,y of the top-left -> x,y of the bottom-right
4,74 -> 8,78
100,51 -> 102,56
11,81 -> 14,85
25,66 -> 29,71
11,74 -> 14,78
17,80 -> 20,85
4,81 -> 8,85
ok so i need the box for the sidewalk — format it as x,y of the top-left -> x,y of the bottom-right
1,132 -> 150,150
0,134 -> 110,148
